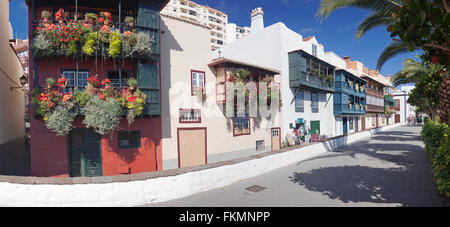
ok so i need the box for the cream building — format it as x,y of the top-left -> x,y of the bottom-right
160,14 -> 282,170
0,0 -> 26,174
161,0 -> 228,51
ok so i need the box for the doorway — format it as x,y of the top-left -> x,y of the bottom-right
271,128 -> 281,151
68,129 -> 103,177
177,128 -> 207,168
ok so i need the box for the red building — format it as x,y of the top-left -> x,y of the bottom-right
27,0 -> 168,177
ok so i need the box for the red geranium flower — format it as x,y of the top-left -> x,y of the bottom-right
101,78 -> 111,86
128,95 -> 137,103
99,92 -> 106,100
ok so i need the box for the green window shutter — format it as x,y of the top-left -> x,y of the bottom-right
137,62 -> 160,116
137,1 -> 160,56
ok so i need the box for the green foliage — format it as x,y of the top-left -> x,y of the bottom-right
108,32 -> 122,58
32,33 -> 53,57
407,63 -> 443,118
83,96 -> 123,135
390,0 -> 450,67
46,105 -> 77,136
134,32 -> 153,57
82,32 -> 98,56
45,77 -> 55,87
421,119 -> 450,198
127,78 -> 138,87
72,89 -> 91,107
67,39 -> 77,57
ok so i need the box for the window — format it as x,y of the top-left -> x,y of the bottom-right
256,140 -> 265,151
349,117 -> 354,130
107,70 -> 130,87
311,93 -> 319,113
295,91 -> 304,112
179,109 -> 201,123
217,40 -> 223,45
191,70 -> 205,95
62,70 -> 89,92
372,116 -> 376,127
312,44 -> 317,57
118,131 -> 141,149
233,111 -> 250,136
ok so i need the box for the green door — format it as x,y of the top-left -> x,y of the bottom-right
311,121 -> 321,135
68,129 -> 102,177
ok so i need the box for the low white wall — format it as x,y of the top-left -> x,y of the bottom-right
0,123 -> 402,207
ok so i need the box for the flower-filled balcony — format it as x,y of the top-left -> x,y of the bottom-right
334,93 -> 366,115
31,75 -> 148,136
289,50 -> 336,93
209,58 -> 282,108
32,7 -> 158,61
334,69 -> 367,97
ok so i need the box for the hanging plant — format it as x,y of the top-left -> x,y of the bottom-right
108,32 -> 122,58
83,96 -> 123,135
120,88 -> 147,127
45,97 -> 77,136
82,32 -> 98,56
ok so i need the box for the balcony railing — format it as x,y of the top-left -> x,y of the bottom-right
335,82 -> 365,96
334,103 -> 366,115
290,72 -> 335,93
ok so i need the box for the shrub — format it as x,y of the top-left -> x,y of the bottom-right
46,104 -> 77,136
421,118 -> 450,198
83,96 -> 123,135
72,89 -> 91,107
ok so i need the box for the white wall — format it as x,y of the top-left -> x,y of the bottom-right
214,22 -> 337,142
0,123 -> 402,207
160,16 -> 281,169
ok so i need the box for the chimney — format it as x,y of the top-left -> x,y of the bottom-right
343,56 -> 351,62
251,7 -> 264,33
386,74 -> 391,81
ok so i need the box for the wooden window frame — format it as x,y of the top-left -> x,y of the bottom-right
179,109 -> 202,124
295,90 -> 304,113
191,70 -> 206,96
117,131 -> 141,150
232,117 -> 251,137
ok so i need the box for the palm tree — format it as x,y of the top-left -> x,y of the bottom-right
317,0 -> 450,124
317,0 -> 406,70
391,58 -> 425,87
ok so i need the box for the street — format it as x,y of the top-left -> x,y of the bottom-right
147,125 -> 449,207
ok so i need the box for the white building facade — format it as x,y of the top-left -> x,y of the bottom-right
394,86 -> 416,123
214,8 -> 338,146
161,0 -> 228,51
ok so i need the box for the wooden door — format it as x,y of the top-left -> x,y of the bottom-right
271,128 -> 281,151
361,117 -> 366,131
395,114 -> 401,123
68,129 -> 102,177
178,128 -> 207,168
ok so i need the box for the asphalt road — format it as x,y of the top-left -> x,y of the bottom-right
147,125 -> 449,207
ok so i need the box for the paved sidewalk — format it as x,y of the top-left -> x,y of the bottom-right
147,125 -> 449,207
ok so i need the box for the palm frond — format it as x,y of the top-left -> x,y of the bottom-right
355,11 -> 393,40
317,0 -> 399,22
376,41 -> 411,70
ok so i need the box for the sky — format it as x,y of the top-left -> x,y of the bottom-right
8,0 -> 418,87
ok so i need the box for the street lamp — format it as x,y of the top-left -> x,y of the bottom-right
11,75 -> 28,91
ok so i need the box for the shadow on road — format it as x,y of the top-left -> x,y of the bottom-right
289,126 -> 449,207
